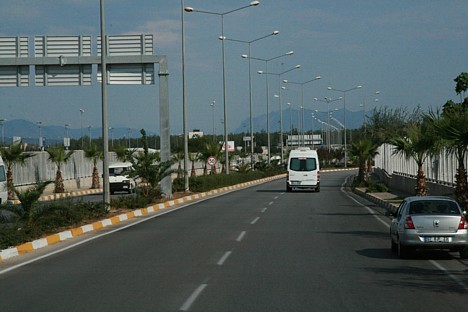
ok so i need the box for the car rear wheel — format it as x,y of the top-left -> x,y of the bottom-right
398,241 -> 410,259
460,248 -> 468,259
390,239 -> 397,253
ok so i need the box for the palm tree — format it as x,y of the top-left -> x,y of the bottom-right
349,138 -> 379,184
0,143 -> 35,199
429,103 -> 468,208
200,141 -> 220,175
388,119 -> 440,196
46,147 -> 74,193
189,153 -> 200,177
172,151 -> 184,179
0,181 -> 52,226
84,144 -> 103,189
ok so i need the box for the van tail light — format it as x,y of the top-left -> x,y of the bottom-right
404,216 -> 415,229
458,216 -> 468,230
317,170 -> 320,181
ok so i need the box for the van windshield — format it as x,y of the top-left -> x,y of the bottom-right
290,158 -> 317,171
0,165 -> 6,182
109,167 -> 129,176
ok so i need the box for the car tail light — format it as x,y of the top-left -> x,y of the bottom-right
404,216 -> 415,229
458,216 -> 468,230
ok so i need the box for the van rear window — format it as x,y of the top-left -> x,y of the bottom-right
290,158 -> 317,171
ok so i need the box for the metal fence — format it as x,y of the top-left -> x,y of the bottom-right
374,143 -> 468,186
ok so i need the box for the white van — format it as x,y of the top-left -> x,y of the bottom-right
0,156 -> 7,204
109,162 -> 136,194
286,147 -> 320,192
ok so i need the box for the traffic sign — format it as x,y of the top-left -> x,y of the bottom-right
207,156 -> 217,167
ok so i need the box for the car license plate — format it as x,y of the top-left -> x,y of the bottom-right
291,181 -> 300,185
424,236 -> 451,243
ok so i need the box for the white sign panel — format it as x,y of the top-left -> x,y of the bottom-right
221,141 -> 235,152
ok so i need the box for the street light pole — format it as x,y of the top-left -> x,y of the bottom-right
223,30 -> 279,169
258,64 -> 301,163
185,1 -> 260,174
0,119 -> 5,146
327,85 -> 362,167
210,100 -> 216,141
314,97 -> 342,152
79,108 -> 84,149
243,50 -> 294,163
283,76 -> 321,146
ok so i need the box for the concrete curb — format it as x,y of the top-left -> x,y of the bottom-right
10,188 -> 104,205
353,187 -> 401,212
1,174 -> 285,262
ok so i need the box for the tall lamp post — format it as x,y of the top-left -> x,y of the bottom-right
79,108 -> 85,149
185,1 -> 260,174
327,85 -> 362,167
0,119 -> 5,146
258,64 -> 301,163
283,76 -> 321,146
36,121 -> 43,150
223,30 -> 279,168
210,100 -> 216,141
242,50 -> 294,163
314,97 -> 342,152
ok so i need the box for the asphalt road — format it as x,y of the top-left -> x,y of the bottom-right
1,171 -> 467,311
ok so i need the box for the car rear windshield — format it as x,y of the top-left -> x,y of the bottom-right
409,200 -> 461,215
290,157 -> 317,171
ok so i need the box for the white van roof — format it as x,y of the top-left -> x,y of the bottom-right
109,162 -> 133,168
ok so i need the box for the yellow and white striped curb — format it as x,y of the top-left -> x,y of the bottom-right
1,175 -> 285,262
9,188 -> 104,205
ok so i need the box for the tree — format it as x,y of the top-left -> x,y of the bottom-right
388,119 -> 440,196
454,72 -> 468,100
129,129 -> 177,196
46,147 -> 74,193
199,141 -> 221,175
349,138 -> 379,184
0,143 -> 35,199
429,104 -> 468,209
0,181 -> 52,226
172,151 -> 184,179
189,153 -> 200,177
84,144 -> 103,189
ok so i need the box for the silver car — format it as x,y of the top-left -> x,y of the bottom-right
390,196 -> 468,259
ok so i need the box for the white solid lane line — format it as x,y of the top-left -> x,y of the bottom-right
180,284 -> 208,311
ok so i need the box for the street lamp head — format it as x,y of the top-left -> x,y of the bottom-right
241,54 -> 248,58
327,87 -> 333,90
283,79 -> 288,83
80,108 -> 85,113
218,36 -> 226,40
250,1 -> 260,6
375,91 -> 380,94
314,98 -> 319,101
286,51 -> 294,55
315,76 -> 321,79
184,7 -> 193,12
272,30 -> 279,35
257,70 -> 264,74
357,85 -> 363,89
295,64 -> 301,68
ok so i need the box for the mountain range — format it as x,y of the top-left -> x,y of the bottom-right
0,108 -> 366,144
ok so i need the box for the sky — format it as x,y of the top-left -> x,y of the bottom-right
1,0 -> 467,137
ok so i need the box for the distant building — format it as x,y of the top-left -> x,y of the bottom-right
189,129 -> 204,139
